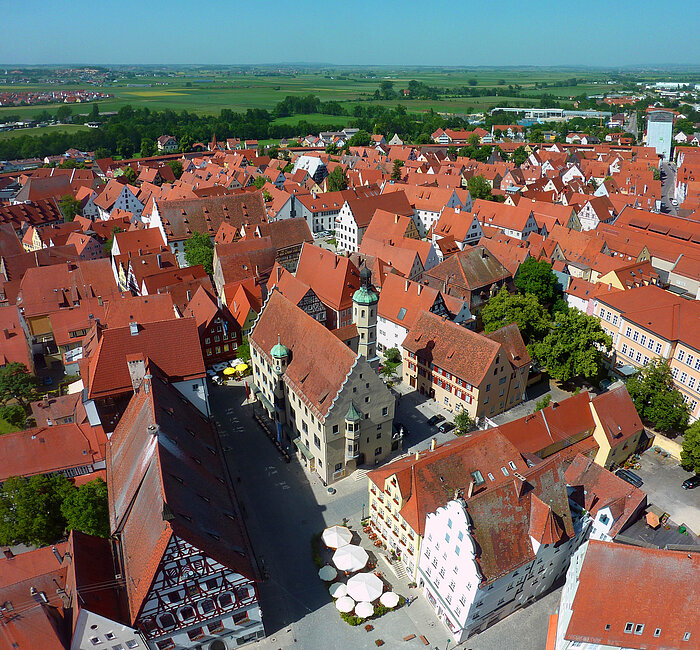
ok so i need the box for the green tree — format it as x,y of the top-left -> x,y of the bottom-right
515,258 -> 561,306
58,194 -> 81,223
104,226 -> 123,255
178,135 -> 193,153
325,143 -> 340,155
391,159 -> 404,181
512,146 -> 528,166
184,231 -> 214,274
55,105 -> 72,123
626,358 -> 690,432
680,421 -> 700,474
61,478 -> 110,538
0,404 -> 26,429
466,174 -> 492,200
140,137 -> 155,158
532,309 -> 611,382
89,102 -> 100,120
121,166 -> 137,183
167,160 -> 183,180
533,394 -> 552,412
326,167 -> 349,191
0,363 -> 37,413
384,347 -> 401,364
237,336 -> 250,362
481,287 -> 551,344
0,474 -> 72,546
348,130 -> 371,147
454,410 -> 474,436
253,175 -> 271,189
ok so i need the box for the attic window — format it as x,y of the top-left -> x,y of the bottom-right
397,308 -> 407,321
471,470 -> 484,485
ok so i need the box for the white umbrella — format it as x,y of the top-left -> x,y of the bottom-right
355,601 -> 375,619
322,525 -> 352,549
332,544 -> 369,572
335,596 -> 355,613
329,582 -> 348,598
318,565 -> 337,581
346,572 -> 383,602
380,591 -> 400,608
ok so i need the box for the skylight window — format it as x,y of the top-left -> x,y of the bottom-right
397,308 -> 407,321
471,470 -> 484,485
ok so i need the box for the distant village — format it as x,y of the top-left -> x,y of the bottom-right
0,104 -> 698,650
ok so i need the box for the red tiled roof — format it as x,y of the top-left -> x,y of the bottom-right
0,422 -> 107,482
85,318 -> 205,399
402,311 -> 501,387
295,243 -> 361,312
108,372 -> 257,623
0,305 -> 32,368
377,274 -> 440,330
565,541 -> 698,648
103,293 -> 176,328
250,291 -> 357,419
564,454 -> 646,538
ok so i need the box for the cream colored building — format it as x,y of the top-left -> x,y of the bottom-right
250,290 -> 395,484
594,285 -> 700,421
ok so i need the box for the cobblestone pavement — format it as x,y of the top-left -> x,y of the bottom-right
635,449 -> 700,534
212,382 -> 559,650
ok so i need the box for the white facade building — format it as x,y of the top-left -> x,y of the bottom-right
417,472 -> 587,642
646,111 -> 674,160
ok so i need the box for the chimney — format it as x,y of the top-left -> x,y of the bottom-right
467,480 -> 475,499
52,546 -> 62,564
30,587 -> 49,605
147,424 -> 159,436
3,548 -> 14,560
394,213 -> 399,224
277,266 -> 282,282
126,353 -> 146,391
415,452 -> 420,460
157,254 -> 163,268
405,279 -> 410,292
186,290 -> 192,302
430,437 -> 437,451
417,283 -> 422,295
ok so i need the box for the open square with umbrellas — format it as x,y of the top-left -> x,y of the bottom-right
317,524 -> 405,625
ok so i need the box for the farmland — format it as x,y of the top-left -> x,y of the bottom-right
0,123 -> 91,140
0,66 -> 632,125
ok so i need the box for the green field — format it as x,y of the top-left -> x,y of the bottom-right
0,123 -> 91,140
0,68 -> 629,121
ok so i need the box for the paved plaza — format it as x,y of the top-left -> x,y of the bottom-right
210,381 -> 559,649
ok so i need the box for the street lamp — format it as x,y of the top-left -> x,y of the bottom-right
362,503 -> 365,521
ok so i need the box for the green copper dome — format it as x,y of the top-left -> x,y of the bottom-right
345,402 -> 362,421
353,285 -> 378,305
271,339 -> 289,359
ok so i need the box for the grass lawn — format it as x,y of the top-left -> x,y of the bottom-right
272,113 -> 348,126
0,417 -> 20,434
0,123 -> 91,140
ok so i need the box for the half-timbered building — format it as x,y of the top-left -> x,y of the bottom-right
107,366 -> 264,649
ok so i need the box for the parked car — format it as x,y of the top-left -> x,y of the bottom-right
212,362 -> 228,372
670,198 -> 678,207
682,475 -> 700,490
437,421 -> 455,434
615,468 -> 643,488
427,414 -> 445,426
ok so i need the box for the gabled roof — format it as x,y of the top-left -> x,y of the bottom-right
423,245 -> 512,292
345,190 -> 413,228
250,291 -> 358,418
85,318 -> 205,400
564,541 -> 698,648
432,207 -> 478,242
107,373 -> 256,623
565,454 -> 646,538
0,305 -> 32,368
486,323 -> 531,369
103,293 -> 176,328
590,385 -> 644,446
295,243 -> 361,311
0,422 -> 107,482
156,192 -> 266,241
402,311 -> 501,386
377,274 -> 440,330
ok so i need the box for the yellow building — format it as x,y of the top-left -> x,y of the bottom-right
402,313 -> 529,422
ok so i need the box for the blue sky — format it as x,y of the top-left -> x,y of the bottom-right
1,0 -> 698,67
